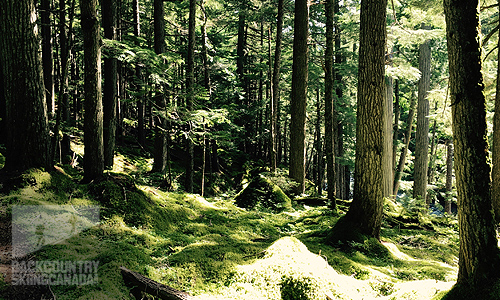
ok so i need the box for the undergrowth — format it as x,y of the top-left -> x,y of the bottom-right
0,150 -> 463,300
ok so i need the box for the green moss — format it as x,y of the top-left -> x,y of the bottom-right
280,275 -> 319,300
0,166 -> 463,300
384,198 -> 403,216
326,216 -> 391,261
369,280 -> 395,297
0,152 -> 5,169
382,227 -> 459,266
234,174 -> 292,212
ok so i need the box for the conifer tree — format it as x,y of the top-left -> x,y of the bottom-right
0,0 -> 51,172
80,0 -> 104,182
443,0 -> 500,295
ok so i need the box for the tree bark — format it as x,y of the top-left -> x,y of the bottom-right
41,0 -> 55,118
0,0 -> 51,172
428,107 -> 438,184
413,25 -> 431,203
200,0 -> 211,95
314,89 -> 323,195
133,0 -> 146,147
102,0 -> 118,169
152,0 -> 168,174
334,0 -> 347,201
385,75 -> 394,198
492,2 -> 500,224
392,79 -> 400,179
444,0 -> 500,287
52,0 -> 76,164
269,25 -> 277,173
0,61 -> 5,146
271,0 -> 284,173
393,92 -> 416,196
341,0 -> 388,239
289,0 -> 309,195
325,0 -> 336,209
185,0 -> 196,193
80,0 -> 104,182
60,0 -> 71,123
336,124 -> 346,200
445,138 -> 453,215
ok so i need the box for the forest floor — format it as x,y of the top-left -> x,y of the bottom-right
0,145 -> 463,300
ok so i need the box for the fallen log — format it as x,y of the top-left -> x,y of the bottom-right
120,266 -> 196,300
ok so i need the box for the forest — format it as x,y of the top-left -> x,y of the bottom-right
1,0 -> 500,299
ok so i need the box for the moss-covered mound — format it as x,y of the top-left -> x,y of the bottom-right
88,172 -> 192,229
234,174 -> 292,212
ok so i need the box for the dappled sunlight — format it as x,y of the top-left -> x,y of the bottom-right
200,237 -> 455,300
382,241 -> 415,261
112,152 -> 152,174
185,194 -> 227,210
0,169 -> 460,299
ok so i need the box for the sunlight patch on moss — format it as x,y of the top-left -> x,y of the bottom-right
201,237 -> 455,300
0,169 -> 462,300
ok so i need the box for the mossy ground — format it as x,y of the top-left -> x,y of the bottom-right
0,146 -> 466,300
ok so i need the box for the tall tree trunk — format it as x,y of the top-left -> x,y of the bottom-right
444,0 -> 500,288
0,0 -> 51,172
271,0 -> 284,173
289,0 -> 309,195
314,88 -> 323,194
71,50 -> 81,127
491,1 -> 500,224
392,79 -> 400,180
283,116 -> 288,165
445,138 -> 453,215
413,25 -> 431,203
133,0 -> 146,147
53,0 -> 75,163
335,124 -> 345,199
428,103 -> 438,184
60,0 -> 71,123
80,0 -> 104,182
0,61 -> 5,146
393,92 -> 416,196
237,12 -> 246,89
385,75 -> 394,197
41,0 -> 55,119
269,25 -> 277,173
152,0 -> 168,174
200,0 -> 215,189
325,0 -> 336,209
102,0 -> 118,169
133,0 -> 140,36
338,0 -> 388,239
258,21 -> 265,162
236,12 -> 249,155
200,0 -> 211,95
185,0 -> 196,193
334,0 -> 346,201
